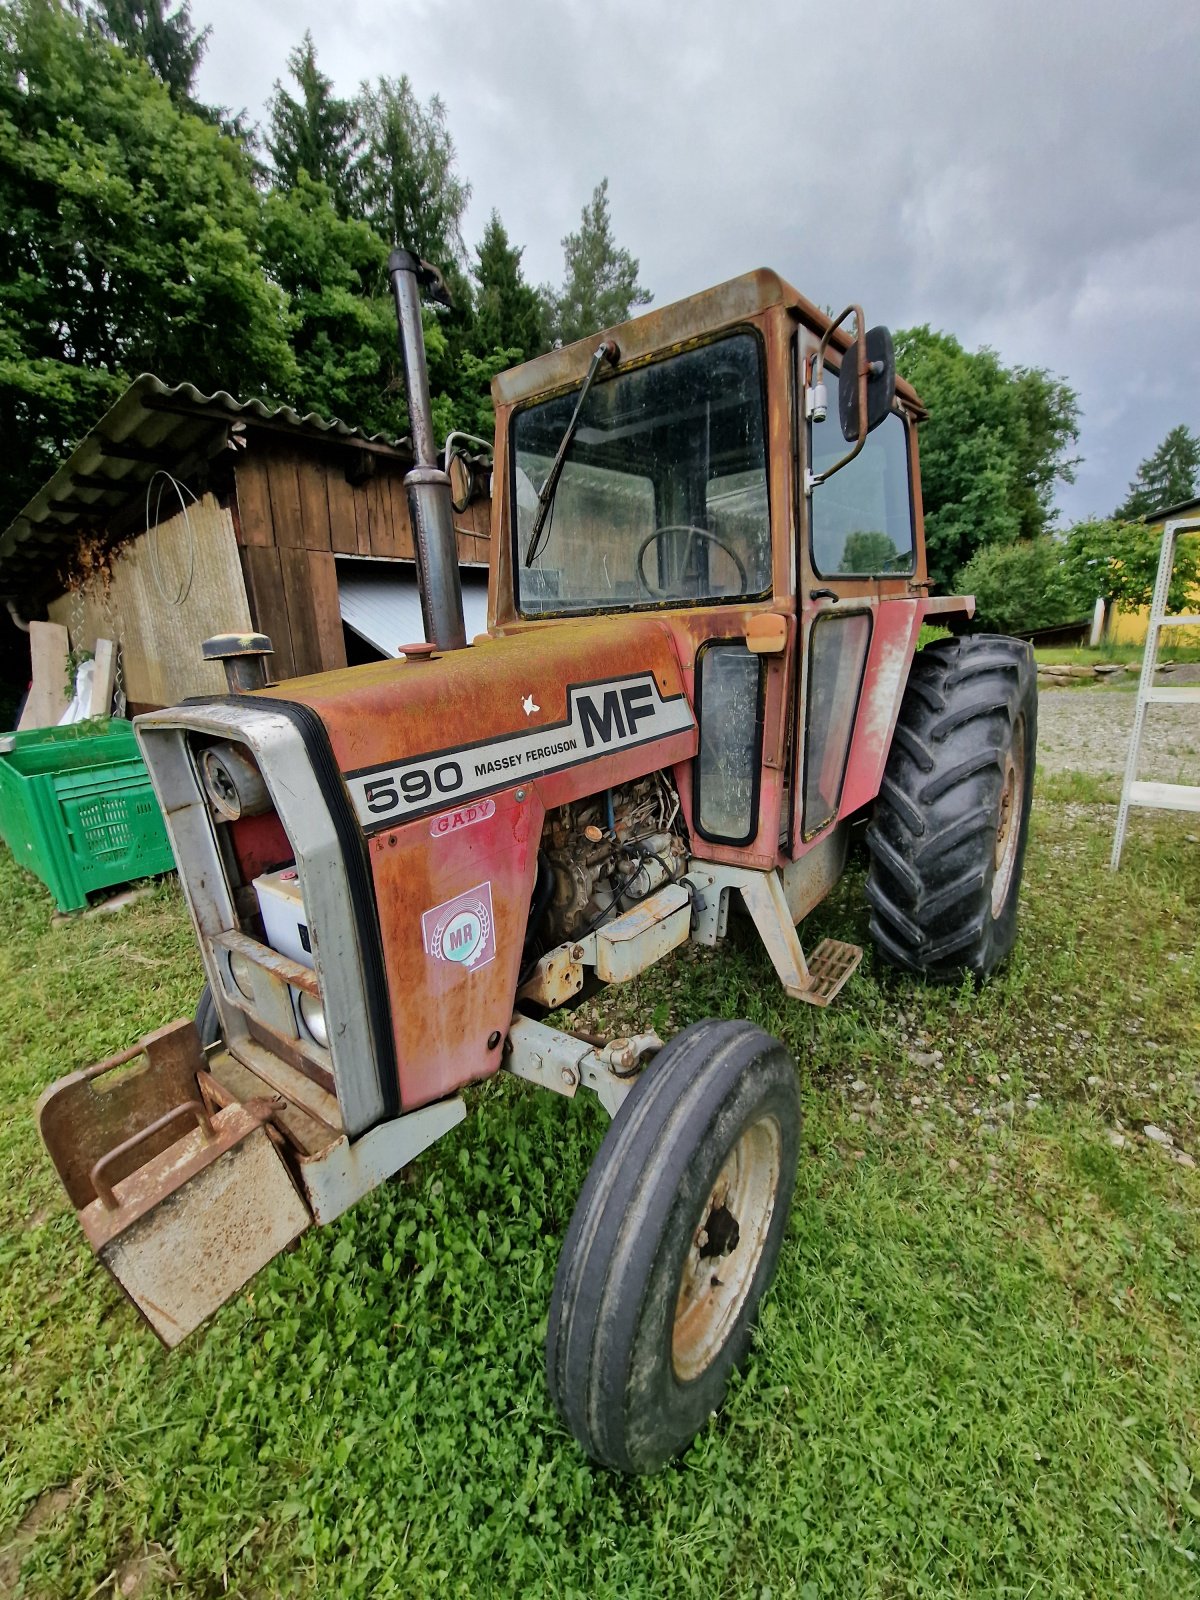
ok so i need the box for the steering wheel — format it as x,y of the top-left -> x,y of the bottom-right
635,524 -> 749,599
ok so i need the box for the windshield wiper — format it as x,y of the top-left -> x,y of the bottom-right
523,338 -> 619,566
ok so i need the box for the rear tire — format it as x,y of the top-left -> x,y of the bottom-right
546,1019 -> 801,1473
865,633 -> 1036,981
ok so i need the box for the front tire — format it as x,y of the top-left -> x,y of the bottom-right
866,633 -> 1036,981
195,983 -> 221,1049
546,1019 -> 801,1473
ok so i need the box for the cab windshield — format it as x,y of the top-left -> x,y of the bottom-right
513,332 -> 771,614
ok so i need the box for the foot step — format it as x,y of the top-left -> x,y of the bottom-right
797,938 -> 863,1007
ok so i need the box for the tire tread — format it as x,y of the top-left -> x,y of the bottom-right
865,633 -> 1036,981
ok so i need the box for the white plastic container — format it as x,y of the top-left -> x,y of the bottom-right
253,866 -> 314,968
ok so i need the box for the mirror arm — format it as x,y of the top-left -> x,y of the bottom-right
805,305 -> 868,491
442,429 -> 494,463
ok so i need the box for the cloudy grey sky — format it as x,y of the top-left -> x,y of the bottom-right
193,0 -> 1200,524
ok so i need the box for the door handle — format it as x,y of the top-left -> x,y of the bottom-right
809,588 -> 839,603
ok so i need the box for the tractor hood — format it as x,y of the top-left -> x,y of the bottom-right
137,615 -> 699,1116
255,615 -> 699,831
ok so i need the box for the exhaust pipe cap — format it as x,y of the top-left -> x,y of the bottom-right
203,633 -> 274,693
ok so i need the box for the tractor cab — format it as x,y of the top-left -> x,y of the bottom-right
478,272 -> 963,876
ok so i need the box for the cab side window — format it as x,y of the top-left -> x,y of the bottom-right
809,393 -> 914,578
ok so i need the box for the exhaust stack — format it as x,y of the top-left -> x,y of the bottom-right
387,249 -> 468,653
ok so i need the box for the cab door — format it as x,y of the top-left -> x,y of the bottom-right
791,340 -> 922,853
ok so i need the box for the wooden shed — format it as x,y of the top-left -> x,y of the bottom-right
0,375 -> 492,715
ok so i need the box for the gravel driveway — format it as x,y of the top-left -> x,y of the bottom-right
1037,683 -> 1200,781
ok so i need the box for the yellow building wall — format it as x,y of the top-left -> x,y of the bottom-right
1109,518 -> 1200,647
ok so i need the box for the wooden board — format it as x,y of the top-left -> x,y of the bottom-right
18,620 -> 71,729
240,545 -> 295,683
278,545 -> 320,676
89,637 -> 117,718
367,473 -> 393,559
307,551 -> 348,672
387,473 -> 415,560
296,460 -> 332,552
266,451 -> 304,548
353,479 -> 372,555
233,458 -> 273,547
326,468 -> 359,556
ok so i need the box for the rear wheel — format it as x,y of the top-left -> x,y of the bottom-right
866,633 -> 1036,981
546,1019 -> 801,1473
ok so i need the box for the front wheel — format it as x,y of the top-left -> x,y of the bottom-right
546,1019 -> 801,1473
195,982 -> 221,1049
866,633 -> 1037,981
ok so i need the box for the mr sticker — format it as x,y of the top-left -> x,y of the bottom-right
422,881 -> 496,972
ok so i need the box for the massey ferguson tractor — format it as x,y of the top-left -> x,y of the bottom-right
36,253 -> 1036,1474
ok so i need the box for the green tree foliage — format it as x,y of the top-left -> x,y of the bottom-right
895,326 -> 1080,588
267,32 -> 361,217
1113,424 -> 1200,520
0,0 -> 295,529
259,173 -> 502,446
261,173 -> 404,436
1057,518 -> 1200,615
954,538 -> 1076,633
542,178 -> 651,346
89,0 -> 208,107
472,211 -> 542,366
841,529 -> 904,574
351,73 -> 480,440
355,75 -> 469,270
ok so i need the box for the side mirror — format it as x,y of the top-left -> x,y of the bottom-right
447,450 -> 476,513
838,325 -> 896,442
442,431 -> 494,513
806,307 -> 897,490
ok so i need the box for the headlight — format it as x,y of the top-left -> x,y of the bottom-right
229,949 -> 256,1000
200,742 -> 270,820
297,989 -> 328,1048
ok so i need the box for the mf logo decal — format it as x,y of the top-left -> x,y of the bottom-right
346,672 -> 694,831
422,881 -> 495,971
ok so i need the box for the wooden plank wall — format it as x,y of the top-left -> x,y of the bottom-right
233,442 -> 492,682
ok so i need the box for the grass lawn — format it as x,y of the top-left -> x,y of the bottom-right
1034,642 -> 1200,666
1,774 -> 1198,1597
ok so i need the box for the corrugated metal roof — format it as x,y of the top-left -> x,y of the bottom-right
338,571 -> 489,656
0,373 -> 409,592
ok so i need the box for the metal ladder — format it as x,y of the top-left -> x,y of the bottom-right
1111,516 -> 1200,868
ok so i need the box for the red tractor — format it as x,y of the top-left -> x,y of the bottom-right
37,253 -> 1036,1473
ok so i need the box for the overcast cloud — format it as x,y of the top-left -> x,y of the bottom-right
193,0 -> 1200,523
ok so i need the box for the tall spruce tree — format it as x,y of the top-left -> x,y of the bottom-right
91,0 -> 207,106
472,211 -> 542,364
1114,424 -> 1200,519
355,75 -> 469,270
267,33 -> 361,216
542,178 -> 650,346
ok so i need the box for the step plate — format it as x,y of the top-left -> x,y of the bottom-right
798,938 -> 864,1007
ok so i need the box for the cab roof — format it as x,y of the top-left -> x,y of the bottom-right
493,268 -> 926,418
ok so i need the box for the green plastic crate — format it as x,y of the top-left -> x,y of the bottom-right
0,719 -> 175,912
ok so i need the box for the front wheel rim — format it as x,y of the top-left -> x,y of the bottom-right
991,713 -> 1027,917
672,1113 -> 782,1382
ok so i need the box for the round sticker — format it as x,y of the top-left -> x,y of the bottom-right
441,908 -> 484,964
